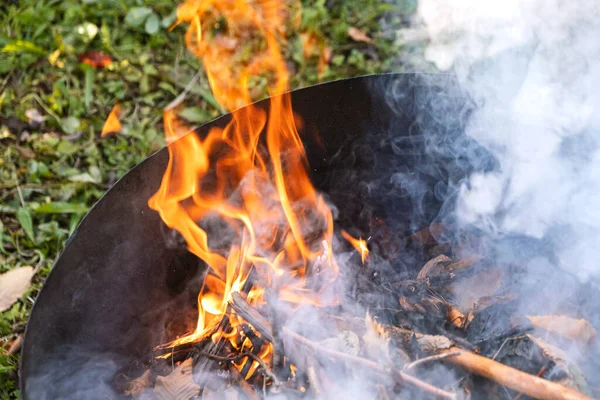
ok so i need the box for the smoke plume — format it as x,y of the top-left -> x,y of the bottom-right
418,0 -> 600,281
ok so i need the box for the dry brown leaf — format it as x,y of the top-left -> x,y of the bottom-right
153,358 -> 200,400
0,266 -> 34,312
526,315 -> 597,345
124,369 -> 152,397
417,254 -> 452,279
347,27 -> 372,43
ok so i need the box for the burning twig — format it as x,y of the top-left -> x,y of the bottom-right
438,348 -> 593,400
229,364 -> 261,400
197,351 -> 281,387
229,292 -> 457,400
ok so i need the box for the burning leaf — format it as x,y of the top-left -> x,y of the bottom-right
77,51 -> 113,69
0,266 -> 34,312
526,315 -> 597,345
347,27 -> 373,43
153,359 -> 200,400
124,369 -> 152,397
101,104 -> 122,136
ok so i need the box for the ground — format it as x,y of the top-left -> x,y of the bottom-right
0,0 -> 427,397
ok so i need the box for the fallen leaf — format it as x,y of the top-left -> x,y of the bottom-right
124,369 -> 152,396
77,51 -> 113,69
101,104 -> 123,136
153,358 -> 200,400
25,109 -> 44,129
348,27 -> 372,43
526,315 -> 597,345
16,145 -> 35,159
0,267 -> 34,312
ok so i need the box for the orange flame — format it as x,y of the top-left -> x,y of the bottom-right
341,230 -> 369,264
149,0 -> 339,352
101,104 -> 122,136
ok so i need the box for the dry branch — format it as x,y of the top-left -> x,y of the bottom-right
439,348 -> 593,400
229,365 -> 261,400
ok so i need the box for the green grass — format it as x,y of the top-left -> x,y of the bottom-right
0,0 -> 420,397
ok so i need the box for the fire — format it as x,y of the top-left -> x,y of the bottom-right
148,0 -> 339,359
101,104 -> 122,136
341,230 -> 369,263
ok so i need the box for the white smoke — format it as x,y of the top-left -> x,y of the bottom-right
419,0 -> 600,280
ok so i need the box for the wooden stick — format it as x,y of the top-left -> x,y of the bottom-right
229,293 -> 456,400
512,364 -> 548,400
229,365 -> 261,400
306,356 -> 324,398
439,348 -> 593,400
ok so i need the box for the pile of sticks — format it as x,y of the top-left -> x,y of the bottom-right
121,225 -> 599,399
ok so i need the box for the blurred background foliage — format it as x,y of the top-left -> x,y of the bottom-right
0,0 -> 426,397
